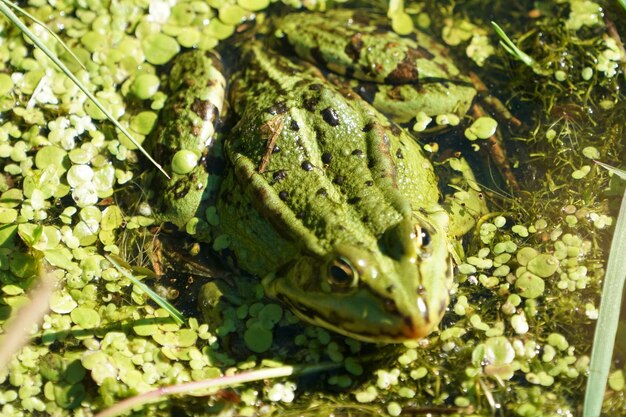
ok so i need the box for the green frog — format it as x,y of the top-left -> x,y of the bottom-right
148,9 -> 488,343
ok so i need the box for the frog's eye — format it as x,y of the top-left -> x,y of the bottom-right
327,257 -> 358,289
418,228 -> 431,247
414,224 -> 435,258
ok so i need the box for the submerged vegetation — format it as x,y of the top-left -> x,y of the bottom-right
0,0 -> 624,416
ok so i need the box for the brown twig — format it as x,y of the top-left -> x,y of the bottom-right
258,116 -> 286,173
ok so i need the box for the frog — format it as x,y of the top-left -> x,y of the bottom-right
146,8 -> 489,343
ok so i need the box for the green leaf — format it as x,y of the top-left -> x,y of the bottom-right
583,173 -> 626,417
105,254 -> 185,326
491,21 -> 537,68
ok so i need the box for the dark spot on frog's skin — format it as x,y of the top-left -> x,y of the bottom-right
266,101 -> 288,115
345,33 -> 364,61
170,179 -> 191,199
360,64 -> 374,79
385,86 -> 406,102
296,212 -> 305,219
303,97 -> 319,112
362,215 -> 369,222
272,145 -> 281,153
396,149 -> 404,159
364,180 -> 374,187
389,124 -> 402,136
352,149 -> 364,156
191,99 -> 218,123
321,107 -> 340,126
272,170 -> 287,183
417,285 -> 425,295
309,83 -> 323,91
278,190 -> 288,201
386,285 -> 395,294
290,120 -> 300,131
316,188 -> 328,197
321,152 -> 332,164
384,47 -> 422,84
334,175 -> 345,185
301,160 -> 314,171
347,197 -> 361,204
384,299 -> 399,315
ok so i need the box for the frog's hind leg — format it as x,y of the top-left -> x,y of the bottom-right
146,50 -> 228,232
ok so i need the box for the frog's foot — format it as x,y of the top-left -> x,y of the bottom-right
436,155 -> 489,240
151,231 -> 228,279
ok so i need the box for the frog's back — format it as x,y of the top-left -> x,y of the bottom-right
215,42 -> 444,275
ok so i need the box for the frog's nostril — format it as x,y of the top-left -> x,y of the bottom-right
384,298 -> 399,315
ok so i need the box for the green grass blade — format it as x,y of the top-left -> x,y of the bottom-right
0,1 -> 170,179
491,21 -> 536,67
583,163 -> 626,417
3,0 -> 85,70
106,254 -> 185,326
595,160 -> 626,180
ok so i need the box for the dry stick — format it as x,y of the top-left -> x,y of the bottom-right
95,362 -> 339,417
258,116 -> 286,174
0,262 -> 56,371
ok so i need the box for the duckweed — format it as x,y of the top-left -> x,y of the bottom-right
464,116 -> 498,140
527,254 -> 559,278
142,34 -> 180,65
386,401 -> 402,416
171,149 -> 198,174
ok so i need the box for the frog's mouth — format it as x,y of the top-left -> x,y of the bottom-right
264,273 -> 444,343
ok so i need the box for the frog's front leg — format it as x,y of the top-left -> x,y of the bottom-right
434,155 -> 489,264
146,50 -> 227,237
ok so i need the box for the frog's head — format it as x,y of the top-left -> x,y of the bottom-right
263,213 -> 452,343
